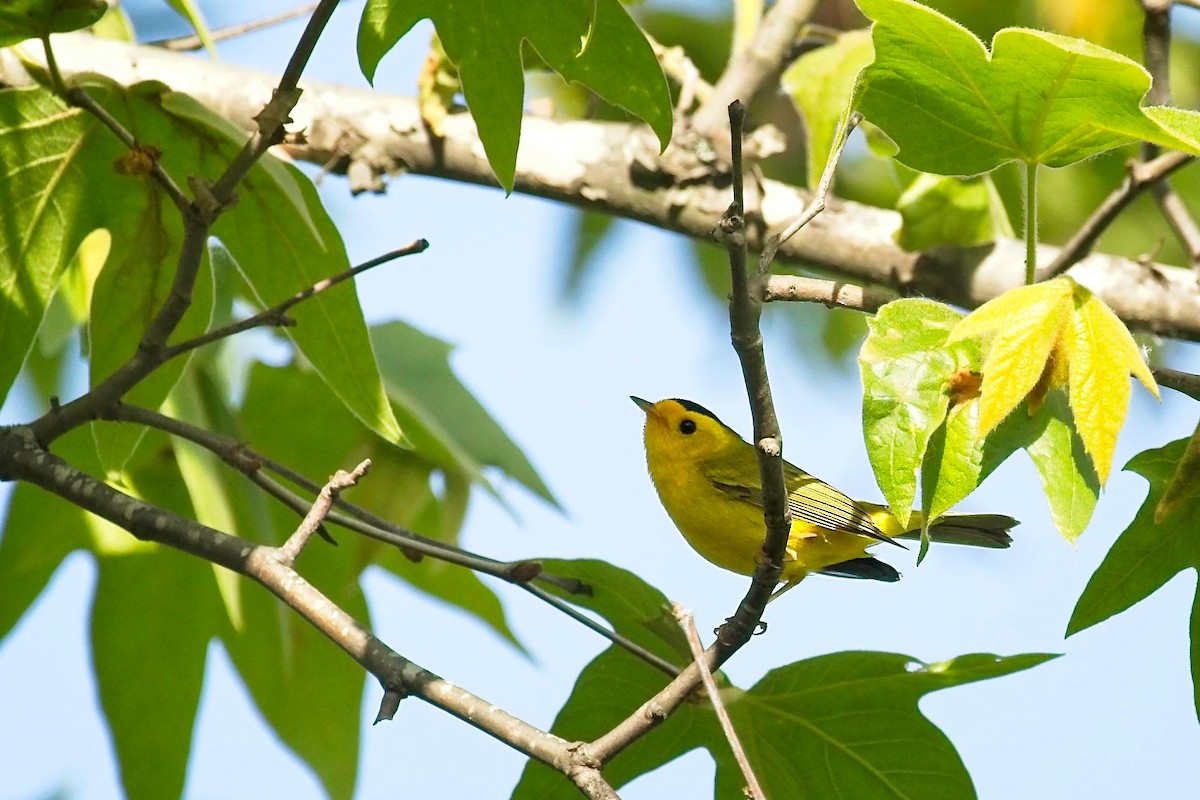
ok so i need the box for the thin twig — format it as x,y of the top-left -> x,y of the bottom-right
40,35 -> 191,212
151,3 -> 321,51
277,459 -> 371,565
210,0 -> 339,201
673,604 -> 765,800
763,112 -> 861,264
162,241 -> 429,360
1039,151 -> 1194,279
764,274 -> 896,312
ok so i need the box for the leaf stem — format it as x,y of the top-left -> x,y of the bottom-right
1025,160 -> 1038,285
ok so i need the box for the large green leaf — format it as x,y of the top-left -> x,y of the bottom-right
370,320 -> 557,507
855,0 -> 1200,176
512,646 -> 1053,799
358,0 -> 671,191
1068,439 -> 1200,719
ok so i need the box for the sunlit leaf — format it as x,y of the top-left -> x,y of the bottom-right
855,0 -> 1200,176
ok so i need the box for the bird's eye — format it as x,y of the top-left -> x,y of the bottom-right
679,419 -> 697,435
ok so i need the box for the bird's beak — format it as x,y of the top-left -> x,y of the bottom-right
630,396 -> 655,417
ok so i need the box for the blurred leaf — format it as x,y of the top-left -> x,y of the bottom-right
0,0 -> 105,46
560,210 -> 618,304
1068,439 -> 1200,719
91,1 -> 134,41
358,0 -> 671,191
1157,419 -> 1200,522
371,320 -> 557,507
418,32 -> 459,137
859,299 -> 964,527
895,174 -> 1000,250
164,0 -> 215,56
782,29 -> 874,189
855,0 -> 1200,176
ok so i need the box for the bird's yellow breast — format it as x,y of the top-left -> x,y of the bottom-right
645,437 -> 877,581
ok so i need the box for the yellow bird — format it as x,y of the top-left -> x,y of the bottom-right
633,397 -> 1014,597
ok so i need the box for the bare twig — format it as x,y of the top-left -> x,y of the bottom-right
673,604 -> 765,800
763,112 -> 861,264
40,34 -> 191,212
162,241 -> 429,360
1038,151 -> 1194,279
277,460 -> 371,565
210,0 -> 339,202
151,3 -> 321,51
764,274 -> 896,312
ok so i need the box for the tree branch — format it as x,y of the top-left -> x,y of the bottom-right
15,35 -> 1200,341
150,3 -> 321,52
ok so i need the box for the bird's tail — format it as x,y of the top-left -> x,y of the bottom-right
897,513 -> 1017,548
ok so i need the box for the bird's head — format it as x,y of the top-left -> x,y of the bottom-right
631,396 -> 741,466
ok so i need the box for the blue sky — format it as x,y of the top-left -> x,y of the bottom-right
3,2 -> 1200,798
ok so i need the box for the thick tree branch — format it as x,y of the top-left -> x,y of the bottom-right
0,426 -> 618,799
13,35 -> 1200,341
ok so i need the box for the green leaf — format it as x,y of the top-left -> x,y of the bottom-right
718,651 -> 1056,799
921,397 -> 985,522
357,0 -> 671,191
0,86 -> 115,407
164,0 -> 216,55
782,29 -> 874,189
855,0 -> 1200,176
370,320 -> 557,507
512,648 -> 1054,799
894,174 -> 1001,250
91,547 -> 220,800
1068,439 -> 1200,718
859,299 -> 964,527
559,210 -> 617,304
0,0 -> 105,46
537,558 -> 689,661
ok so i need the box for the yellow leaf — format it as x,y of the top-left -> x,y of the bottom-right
949,279 -> 1074,435
1067,285 -> 1160,484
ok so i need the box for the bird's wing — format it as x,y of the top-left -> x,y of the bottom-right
706,462 -> 900,547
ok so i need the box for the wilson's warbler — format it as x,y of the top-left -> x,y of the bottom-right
633,397 -> 1015,596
